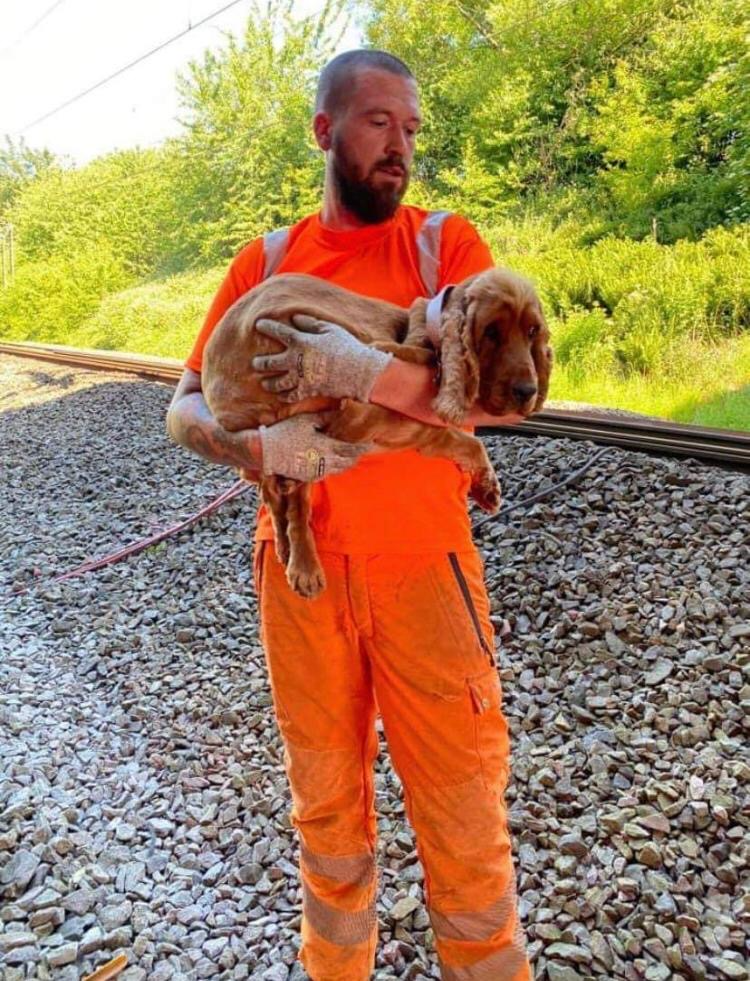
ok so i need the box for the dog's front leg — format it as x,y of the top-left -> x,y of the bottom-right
284,482 -> 326,599
418,432 -> 500,513
370,341 -> 435,365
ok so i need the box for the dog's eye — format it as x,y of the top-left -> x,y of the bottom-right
484,325 -> 499,342
529,324 -> 540,339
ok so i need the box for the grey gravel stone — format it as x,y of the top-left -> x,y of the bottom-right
0,849 -> 40,897
546,965 -> 583,981
45,942 -> 78,967
4,944 -> 38,964
1,356 -> 748,980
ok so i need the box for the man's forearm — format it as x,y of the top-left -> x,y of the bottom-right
368,359 -> 524,428
368,360 -> 452,426
166,392 -> 263,477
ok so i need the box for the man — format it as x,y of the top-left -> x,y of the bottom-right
167,49 -> 532,981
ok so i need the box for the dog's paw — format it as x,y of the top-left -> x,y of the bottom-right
274,537 -> 290,567
471,471 -> 501,514
287,562 -> 326,599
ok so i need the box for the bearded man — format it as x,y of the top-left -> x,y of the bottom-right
167,48 -> 532,981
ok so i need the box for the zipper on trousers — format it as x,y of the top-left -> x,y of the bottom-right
255,541 -> 266,605
447,552 -> 495,667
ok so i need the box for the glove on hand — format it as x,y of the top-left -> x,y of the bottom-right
252,314 -> 393,402
258,412 -> 375,481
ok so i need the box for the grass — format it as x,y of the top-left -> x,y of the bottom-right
549,332 -> 750,430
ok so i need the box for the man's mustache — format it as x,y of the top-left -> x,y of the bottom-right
372,156 -> 407,175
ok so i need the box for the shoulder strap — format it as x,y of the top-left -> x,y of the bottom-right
415,209 -> 451,298
262,227 -> 290,279
261,210 -> 452,294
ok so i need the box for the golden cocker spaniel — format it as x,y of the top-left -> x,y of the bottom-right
202,267 -> 552,597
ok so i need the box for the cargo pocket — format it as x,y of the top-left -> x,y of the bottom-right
467,668 -> 510,795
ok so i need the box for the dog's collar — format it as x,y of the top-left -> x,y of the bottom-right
425,284 -> 455,348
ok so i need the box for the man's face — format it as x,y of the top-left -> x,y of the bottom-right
325,69 -> 421,223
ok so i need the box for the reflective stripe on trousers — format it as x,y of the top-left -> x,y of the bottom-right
253,542 -> 532,981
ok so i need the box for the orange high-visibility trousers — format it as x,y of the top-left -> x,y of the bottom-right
253,541 -> 532,981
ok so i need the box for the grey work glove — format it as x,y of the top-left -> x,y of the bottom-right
252,314 -> 393,402
258,412 -> 375,481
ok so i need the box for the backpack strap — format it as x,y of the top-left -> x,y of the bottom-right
261,210 -> 452,293
415,209 -> 451,297
424,284 -> 455,347
262,227 -> 290,279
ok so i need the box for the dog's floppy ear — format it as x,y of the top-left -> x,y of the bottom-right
458,291 -> 481,405
532,318 -> 553,412
431,283 -> 480,424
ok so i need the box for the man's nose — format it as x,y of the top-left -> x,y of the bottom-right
386,125 -> 409,156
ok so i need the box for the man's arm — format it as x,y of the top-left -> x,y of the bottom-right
252,319 -> 523,429
166,367 -> 376,481
166,368 -> 263,478
367,358 -> 524,428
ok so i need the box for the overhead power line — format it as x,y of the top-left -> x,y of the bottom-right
0,0 -> 68,57
19,0 -> 248,133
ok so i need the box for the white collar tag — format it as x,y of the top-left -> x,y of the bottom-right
425,285 -> 454,348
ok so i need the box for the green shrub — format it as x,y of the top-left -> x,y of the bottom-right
0,241 -> 134,342
69,267 -> 225,360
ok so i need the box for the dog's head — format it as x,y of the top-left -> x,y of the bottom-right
437,267 -> 552,422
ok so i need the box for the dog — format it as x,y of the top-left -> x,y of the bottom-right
202,267 -> 552,598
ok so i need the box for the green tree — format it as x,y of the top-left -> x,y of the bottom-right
583,0 -> 749,238
9,146 -> 181,277
360,0 -> 749,240
0,135 -> 57,218
165,0 -> 347,266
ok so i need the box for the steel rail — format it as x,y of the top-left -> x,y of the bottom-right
2,339 -> 749,470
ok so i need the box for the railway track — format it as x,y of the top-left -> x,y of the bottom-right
2,339 -> 749,471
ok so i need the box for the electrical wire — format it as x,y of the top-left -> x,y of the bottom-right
19,0 -> 249,133
11,447 -> 613,596
10,478 -> 254,596
0,0 -> 68,58
472,446 -> 612,532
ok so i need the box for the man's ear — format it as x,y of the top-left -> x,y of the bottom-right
313,111 -> 333,152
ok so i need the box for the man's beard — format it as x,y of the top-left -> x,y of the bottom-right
331,136 -> 409,224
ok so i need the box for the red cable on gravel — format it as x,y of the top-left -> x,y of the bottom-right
11,479 -> 253,596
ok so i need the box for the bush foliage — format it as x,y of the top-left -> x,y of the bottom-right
0,0 -> 748,427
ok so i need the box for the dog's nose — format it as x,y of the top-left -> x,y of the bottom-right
512,382 -> 537,404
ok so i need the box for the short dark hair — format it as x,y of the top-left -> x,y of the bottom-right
315,49 -> 415,116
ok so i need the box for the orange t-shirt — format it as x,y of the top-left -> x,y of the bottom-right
185,205 -> 494,552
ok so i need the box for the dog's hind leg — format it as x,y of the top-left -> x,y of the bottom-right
260,476 -> 292,567
322,403 -> 501,514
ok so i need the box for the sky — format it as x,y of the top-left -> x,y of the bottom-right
0,0 -> 362,168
